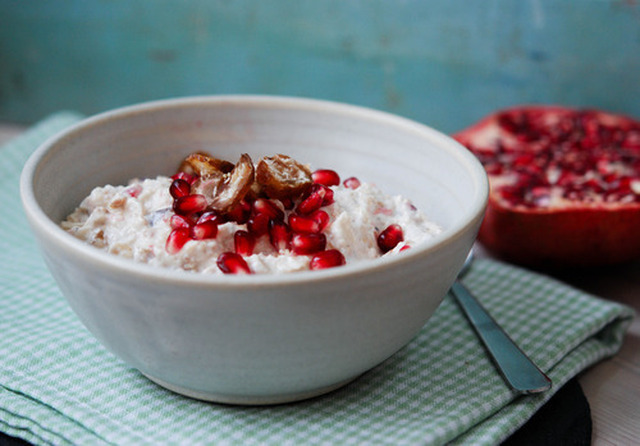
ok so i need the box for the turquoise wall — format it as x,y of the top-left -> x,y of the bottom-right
1,1 -> 639,132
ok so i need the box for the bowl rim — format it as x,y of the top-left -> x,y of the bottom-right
20,94 -> 488,289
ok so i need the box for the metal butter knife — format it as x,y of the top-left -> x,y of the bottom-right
450,254 -> 552,394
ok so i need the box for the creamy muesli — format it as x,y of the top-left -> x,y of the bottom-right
62,153 -> 442,274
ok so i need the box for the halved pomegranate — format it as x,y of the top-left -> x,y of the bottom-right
454,105 -> 640,268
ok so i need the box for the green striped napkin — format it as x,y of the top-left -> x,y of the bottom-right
1,113 -> 634,445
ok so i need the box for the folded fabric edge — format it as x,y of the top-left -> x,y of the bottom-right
452,306 -> 634,445
0,386 -> 103,446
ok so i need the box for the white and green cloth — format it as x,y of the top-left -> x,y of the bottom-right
0,113 -> 634,445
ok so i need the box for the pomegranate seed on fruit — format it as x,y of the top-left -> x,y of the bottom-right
252,198 -> 284,221
217,252 -> 252,274
309,249 -> 346,270
343,176 -> 361,189
190,220 -> 218,240
288,213 -> 321,234
292,233 -> 326,255
225,200 -> 251,224
247,212 -> 271,236
377,224 -> 404,253
312,169 -> 340,187
453,105 -> 640,267
170,214 -> 193,230
269,220 -> 292,251
169,178 -> 191,199
166,227 -> 191,254
234,230 -> 256,256
171,171 -> 197,185
173,194 -> 207,215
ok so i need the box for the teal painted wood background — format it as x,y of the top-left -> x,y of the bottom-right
1,1 -> 639,132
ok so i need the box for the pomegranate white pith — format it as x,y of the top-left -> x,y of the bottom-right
454,105 -> 640,267
61,156 -> 441,275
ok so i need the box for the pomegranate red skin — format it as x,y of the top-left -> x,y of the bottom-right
480,201 -> 640,268
454,105 -> 640,268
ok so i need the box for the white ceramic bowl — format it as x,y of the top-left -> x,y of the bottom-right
20,96 -> 488,404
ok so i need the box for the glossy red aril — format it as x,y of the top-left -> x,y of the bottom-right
247,212 -> 270,236
225,200 -> 251,224
309,249 -> 346,270
297,184 -> 333,214
269,220 -> 292,251
216,252 -> 252,274
291,233 -> 326,255
252,198 -> 284,221
169,178 -> 191,199
288,213 -> 321,234
234,230 -> 255,256
171,171 -> 197,185
190,220 -> 218,240
170,214 -> 192,230
377,224 -> 404,253
454,105 -> 640,267
166,227 -> 191,254
343,176 -> 361,189
173,194 -> 207,215
197,210 -> 223,225
310,209 -> 330,231
312,169 -> 340,187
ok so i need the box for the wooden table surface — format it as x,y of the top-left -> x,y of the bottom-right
2,123 -> 638,445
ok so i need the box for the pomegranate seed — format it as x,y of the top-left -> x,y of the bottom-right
190,220 -> 218,240
310,209 -> 330,231
173,194 -> 207,215
288,213 -> 321,234
197,210 -> 224,225
234,230 -> 255,256
225,200 -> 251,224
269,220 -> 292,251
343,177 -> 361,189
217,252 -> 252,275
166,227 -> 191,254
321,187 -> 335,206
170,214 -> 193,230
297,192 -> 324,215
297,184 -> 331,214
252,198 -> 284,221
169,178 -> 191,199
309,249 -> 346,270
280,197 -> 295,210
377,224 -> 404,253
312,169 -> 340,187
171,171 -> 197,185
292,233 -> 326,255
247,212 -> 270,236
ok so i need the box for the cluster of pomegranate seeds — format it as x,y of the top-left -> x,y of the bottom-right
165,172 -> 224,254
164,157 -> 372,274
463,108 -> 640,208
164,154 -> 414,274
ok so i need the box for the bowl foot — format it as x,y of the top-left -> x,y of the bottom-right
142,372 -> 359,405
